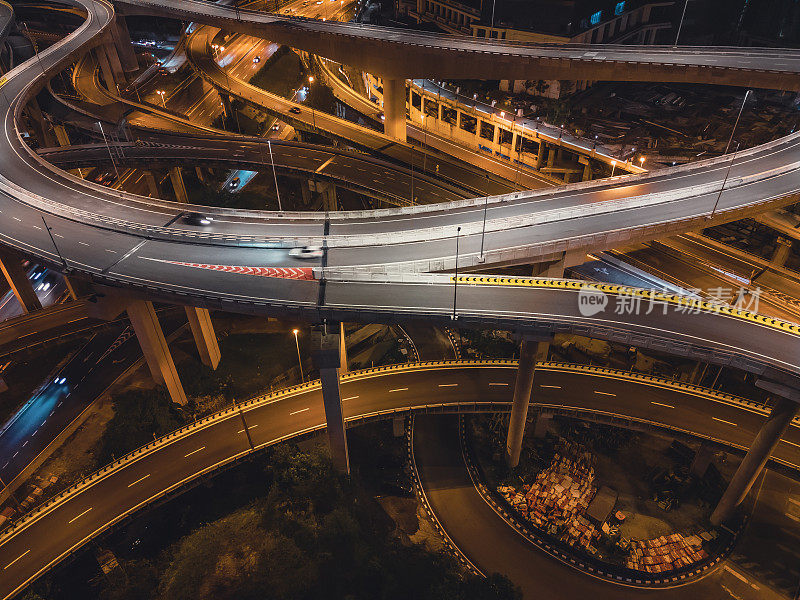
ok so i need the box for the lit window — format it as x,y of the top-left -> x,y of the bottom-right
590,10 -> 602,25
614,1 -> 625,16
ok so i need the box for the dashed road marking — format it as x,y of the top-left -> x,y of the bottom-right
68,507 -> 93,524
184,446 -> 206,458
4,550 -> 30,570
289,408 -> 310,415
127,474 -> 151,488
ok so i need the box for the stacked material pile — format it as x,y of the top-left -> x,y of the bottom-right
564,515 -> 596,549
626,533 -> 708,573
497,440 -> 597,548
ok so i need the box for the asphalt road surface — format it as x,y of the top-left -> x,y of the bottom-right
0,363 -> 799,599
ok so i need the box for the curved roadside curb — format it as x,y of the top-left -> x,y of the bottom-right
407,414 -> 483,576
457,415 -> 742,589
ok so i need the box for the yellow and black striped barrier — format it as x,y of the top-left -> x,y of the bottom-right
451,275 -> 800,336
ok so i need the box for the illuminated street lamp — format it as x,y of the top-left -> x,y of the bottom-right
639,156 -> 646,168
293,329 -> 304,382
308,75 -> 314,83
610,159 -> 617,177
156,89 -> 166,108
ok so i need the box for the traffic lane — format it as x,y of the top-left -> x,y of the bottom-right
340,365 -> 800,465
121,0 -> 800,77
3,0 -> 796,250
0,410 -> 253,600
615,246 -> 800,323
41,142 -> 471,205
324,162 -> 800,267
1,364 -> 797,598
324,280 -> 800,376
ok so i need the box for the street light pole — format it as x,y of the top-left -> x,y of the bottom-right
267,140 -> 283,211
452,226 -> 461,320
97,121 -> 120,183
709,140 -> 740,221
478,179 -> 489,262
674,0 -> 689,46
709,89 -> 751,220
610,159 -> 616,177
42,216 -> 68,271
293,329 -> 304,382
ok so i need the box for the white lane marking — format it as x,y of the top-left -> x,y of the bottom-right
389,388 -> 408,393
540,384 -> 562,389
651,401 -> 675,409
127,473 -> 151,488
68,507 -> 93,524
289,408 -> 310,415
723,565 -> 758,589
1,462 -> 7,469
489,382 -> 508,386
12,452 -> 18,458
184,446 -> 206,458
77,241 -> 89,246
31,429 -> 38,436
438,383 -> 458,387
782,439 -> 800,449
594,391 -> 616,396
713,417 -> 738,427
4,550 -> 30,570
21,441 -> 27,447
105,249 -> 116,253
237,424 -> 259,434
342,396 -> 359,401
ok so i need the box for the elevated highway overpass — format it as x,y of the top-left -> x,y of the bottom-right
1,360 -> 799,599
0,0 -> 799,380
118,0 -> 800,88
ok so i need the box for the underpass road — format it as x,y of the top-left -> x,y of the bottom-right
0,364 -> 798,599
413,414 -> 786,600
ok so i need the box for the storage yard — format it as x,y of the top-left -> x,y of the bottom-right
473,415 -> 726,574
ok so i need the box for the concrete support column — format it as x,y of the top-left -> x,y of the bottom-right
126,299 -> 187,405
533,410 -> 551,438
169,167 -> 188,203
535,142 -> 545,169
339,321 -> 348,374
110,15 -> 138,73
771,237 -> 793,267
506,339 -> 538,467
0,247 -> 41,314
219,93 -> 232,118
689,443 -> 714,479
25,99 -> 55,148
102,40 -> 126,84
382,78 -> 407,142
300,179 -> 312,206
185,306 -> 221,370
321,182 -> 337,212
195,166 -> 206,183
710,390 -> 799,525
581,160 -> 593,182
95,47 -> 118,93
313,333 -> 350,473
53,124 -> 70,147
64,275 -> 91,300
144,171 -> 160,198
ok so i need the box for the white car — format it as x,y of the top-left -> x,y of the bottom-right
289,246 -> 324,259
